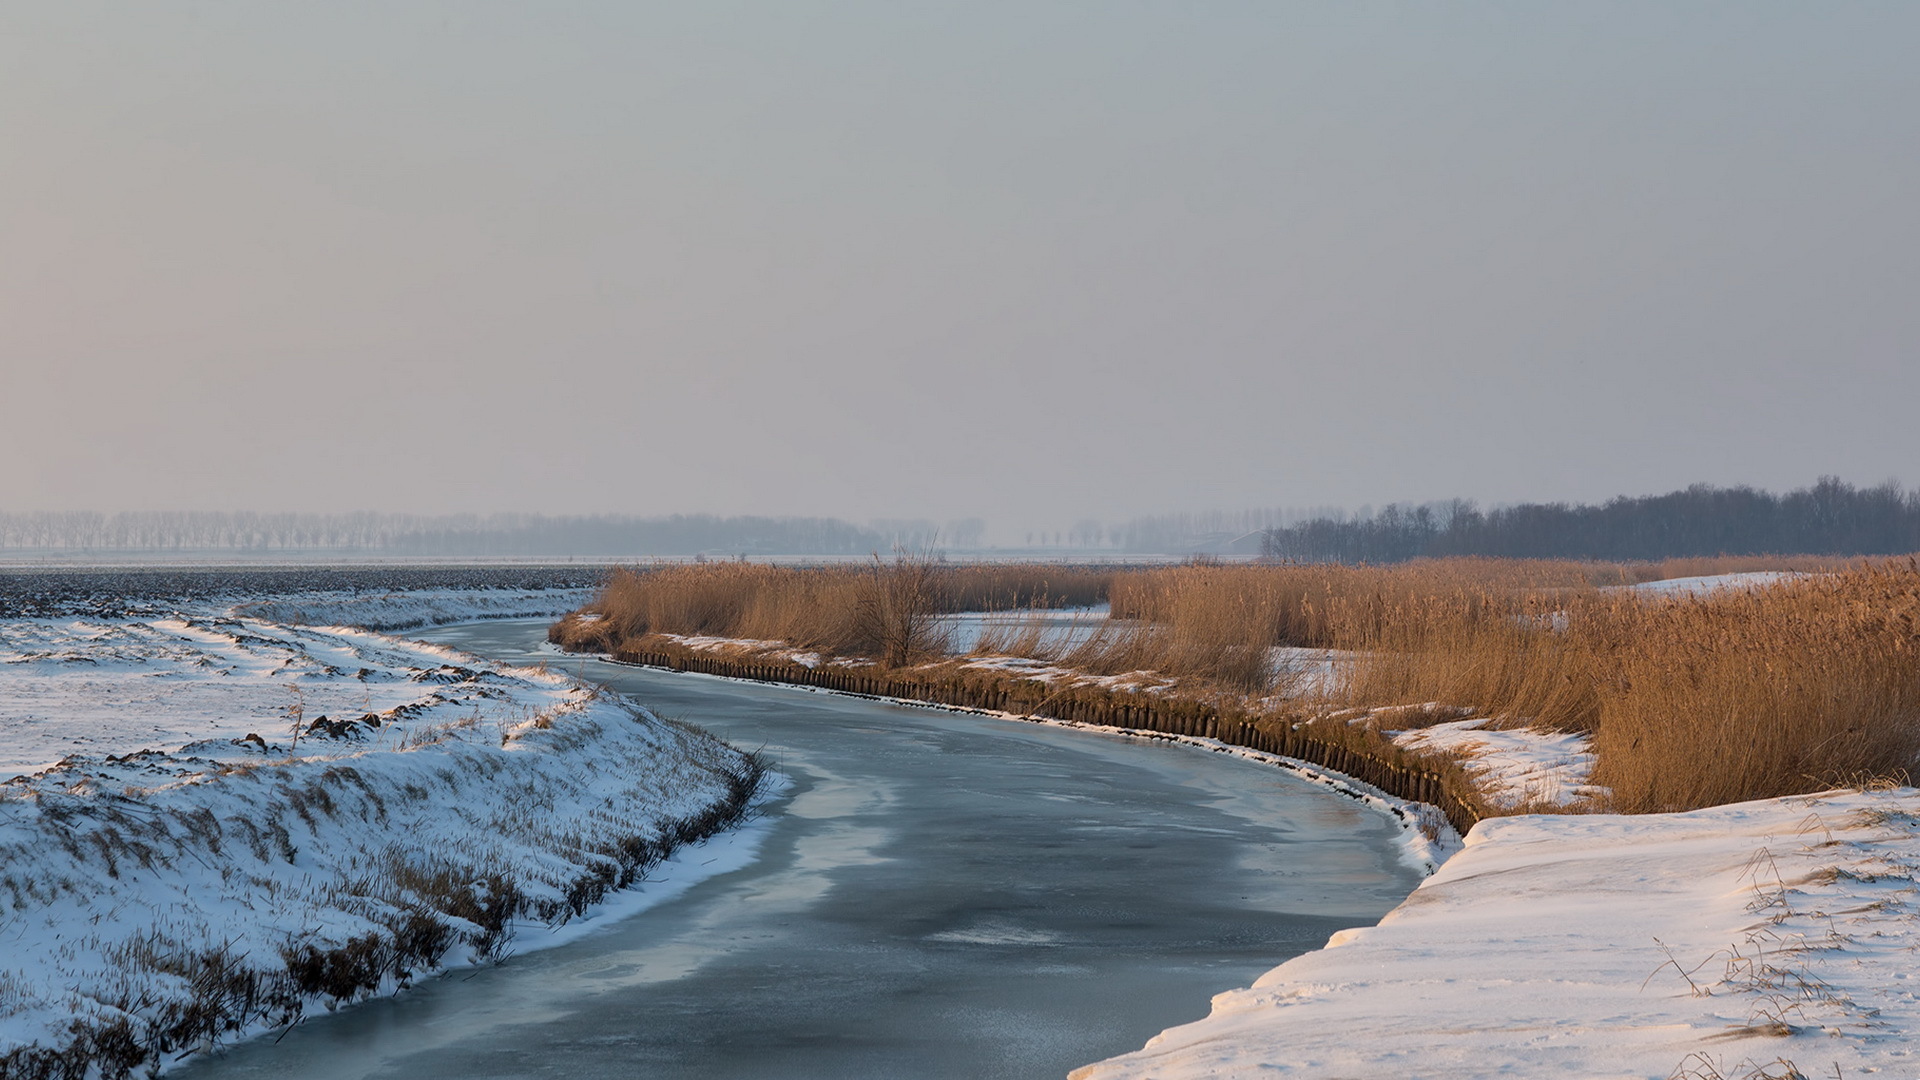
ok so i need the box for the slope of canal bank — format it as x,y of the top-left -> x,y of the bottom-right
0,591 -> 758,1080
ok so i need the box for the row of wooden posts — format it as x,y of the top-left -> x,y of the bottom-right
608,646 -> 1486,837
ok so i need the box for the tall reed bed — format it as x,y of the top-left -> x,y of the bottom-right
1084,560 -> 1602,691
1321,561 -> 1920,811
1587,566 -> 1920,811
560,555 -> 1920,813
551,560 -> 1113,666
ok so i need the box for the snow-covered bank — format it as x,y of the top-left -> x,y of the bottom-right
1626,571 -> 1805,596
1389,717 -> 1603,810
0,600 -> 764,1078
0,616 -> 586,777
1076,789 -> 1920,1079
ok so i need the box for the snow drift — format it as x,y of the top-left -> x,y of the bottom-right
0,613 -> 762,1078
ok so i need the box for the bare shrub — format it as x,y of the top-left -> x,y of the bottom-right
850,550 -> 950,666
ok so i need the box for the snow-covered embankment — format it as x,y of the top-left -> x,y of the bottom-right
0,609 -> 763,1077
1077,790 -> 1920,1079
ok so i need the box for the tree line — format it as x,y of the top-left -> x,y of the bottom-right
1259,478 -> 1920,563
0,511 -> 898,557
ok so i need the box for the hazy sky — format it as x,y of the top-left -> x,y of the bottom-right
3,2 -> 1916,534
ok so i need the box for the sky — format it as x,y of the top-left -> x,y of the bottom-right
3,2 -> 1916,538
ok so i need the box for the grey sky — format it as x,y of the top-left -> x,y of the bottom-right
3,2 -> 1916,537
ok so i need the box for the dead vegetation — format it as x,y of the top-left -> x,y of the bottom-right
563,554 -> 1920,815
551,557 -> 1111,663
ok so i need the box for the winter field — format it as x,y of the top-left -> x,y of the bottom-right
10,563 -> 1920,1079
0,569 -> 766,1079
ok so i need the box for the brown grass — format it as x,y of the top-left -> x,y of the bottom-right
552,559 -> 1114,665
562,554 -> 1920,814
1321,560 -> 1920,812
1589,566 -> 1920,811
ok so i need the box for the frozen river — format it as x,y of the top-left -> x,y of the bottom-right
182,617 -> 1418,1079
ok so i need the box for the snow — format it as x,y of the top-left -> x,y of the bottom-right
545,586 -> 1920,1078
955,653 -> 1179,693
0,592 -> 765,1073
1627,571 -> 1803,596
1390,718 -> 1605,810
1076,789 -> 1920,1079
1268,645 -> 1353,696
0,616 -> 550,777
944,606 -> 1113,654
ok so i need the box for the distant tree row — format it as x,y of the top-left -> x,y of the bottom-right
0,511 -> 905,557
17,482 -> 1909,561
1259,478 -> 1920,564
1107,507 -> 1339,553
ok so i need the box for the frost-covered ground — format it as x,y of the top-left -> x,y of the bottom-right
1077,789 -> 1920,1080
0,574 -> 764,1078
1390,717 -> 1604,810
1625,570 -> 1805,596
0,617 -> 573,777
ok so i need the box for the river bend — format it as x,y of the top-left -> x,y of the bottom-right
181,617 -> 1417,1079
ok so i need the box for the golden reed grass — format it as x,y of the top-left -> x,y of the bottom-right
551,560 -> 1112,664
1588,566 -> 1920,811
1322,560 -> 1920,812
559,555 -> 1920,814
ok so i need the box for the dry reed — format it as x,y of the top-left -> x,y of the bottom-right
552,559 -> 1114,666
1323,561 -> 1920,812
561,554 -> 1920,814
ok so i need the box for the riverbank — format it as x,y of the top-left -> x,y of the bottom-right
552,610 -> 1920,1077
252,615 -> 1420,1080
1077,789 -> 1920,1079
0,584 -> 766,1079
558,633 -> 1496,840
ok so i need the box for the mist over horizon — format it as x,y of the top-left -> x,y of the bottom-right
6,476 -> 1916,560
